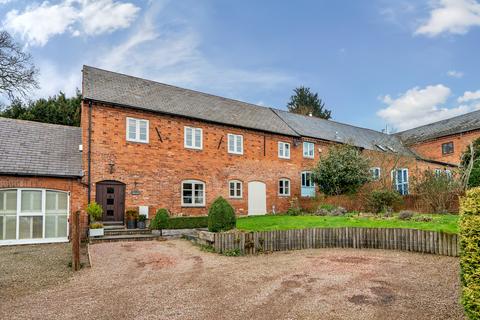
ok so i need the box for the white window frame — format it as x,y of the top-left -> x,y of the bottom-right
227,134 -> 244,155
181,180 -> 206,207
301,171 -> 315,197
228,180 -> 243,199
278,178 -> 291,196
278,142 -> 291,159
391,168 -> 409,195
303,142 -> 314,158
126,117 -> 149,143
184,127 -> 203,150
370,167 -> 381,181
0,188 -> 70,246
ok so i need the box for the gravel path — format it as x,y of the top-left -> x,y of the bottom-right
1,240 -> 464,320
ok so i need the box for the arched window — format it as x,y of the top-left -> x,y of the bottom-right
228,180 -> 243,198
278,178 -> 291,196
181,180 -> 205,207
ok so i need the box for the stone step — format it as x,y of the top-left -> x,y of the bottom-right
103,225 -> 126,230
89,234 -> 164,244
102,221 -> 124,226
104,228 -> 151,236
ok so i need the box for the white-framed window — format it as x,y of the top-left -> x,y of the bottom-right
303,142 -> 314,158
0,189 -> 69,245
370,167 -> 381,180
278,178 -> 291,196
434,168 -> 442,176
278,142 -> 290,159
392,168 -> 409,195
445,169 -> 452,179
126,117 -> 149,143
227,134 -> 243,155
181,180 -> 205,207
184,127 -> 203,150
301,171 -> 315,197
435,168 -> 453,179
229,180 -> 243,198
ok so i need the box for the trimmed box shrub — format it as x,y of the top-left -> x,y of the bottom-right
460,187 -> 480,319
208,197 -> 236,232
150,208 -> 169,230
167,216 -> 208,229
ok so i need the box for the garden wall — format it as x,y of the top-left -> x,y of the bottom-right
301,194 -> 459,214
199,228 -> 459,257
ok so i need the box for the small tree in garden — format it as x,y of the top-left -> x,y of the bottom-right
208,197 -> 236,232
313,144 -> 371,195
86,202 -> 103,223
150,209 -> 170,235
413,170 -> 462,213
459,188 -> 480,319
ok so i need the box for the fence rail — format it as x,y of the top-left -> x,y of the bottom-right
208,228 -> 458,256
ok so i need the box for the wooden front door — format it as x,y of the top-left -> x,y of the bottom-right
95,181 -> 125,222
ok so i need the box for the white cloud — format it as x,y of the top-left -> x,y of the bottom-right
447,70 -> 464,78
3,0 -> 140,46
377,84 -> 475,131
458,90 -> 480,102
415,0 -> 480,37
94,1 -> 294,97
33,61 -> 80,99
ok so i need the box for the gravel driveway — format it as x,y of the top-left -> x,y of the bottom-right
1,240 -> 464,320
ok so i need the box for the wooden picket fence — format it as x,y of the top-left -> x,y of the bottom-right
211,228 -> 459,256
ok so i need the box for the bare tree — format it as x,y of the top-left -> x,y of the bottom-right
0,31 -> 38,100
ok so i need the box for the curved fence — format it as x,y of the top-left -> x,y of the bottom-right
198,228 -> 459,257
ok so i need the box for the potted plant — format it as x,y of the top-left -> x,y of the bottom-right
137,214 -> 147,229
150,208 -> 169,236
87,202 -> 104,237
125,209 -> 138,229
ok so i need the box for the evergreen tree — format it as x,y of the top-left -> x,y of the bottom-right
0,90 -> 82,126
287,86 -> 332,119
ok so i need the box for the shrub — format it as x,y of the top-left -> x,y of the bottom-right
313,144 -> 371,195
398,210 -> 414,220
126,209 -> 138,221
167,216 -> 208,229
223,248 -> 243,256
413,215 -> 433,222
86,202 -> 103,222
367,189 -> 403,214
89,222 -> 103,229
286,197 -> 302,216
138,214 -> 146,222
459,187 -> 480,319
413,170 -> 462,213
208,197 -> 236,232
150,209 -> 169,230
314,204 -> 347,216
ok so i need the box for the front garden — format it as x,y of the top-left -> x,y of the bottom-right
237,213 -> 459,234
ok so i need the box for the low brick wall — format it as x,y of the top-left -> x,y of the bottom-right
200,228 -> 459,257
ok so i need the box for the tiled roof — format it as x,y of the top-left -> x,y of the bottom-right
0,117 -> 83,177
272,109 -> 415,156
396,110 -> 480,144
82,65 -> 299,137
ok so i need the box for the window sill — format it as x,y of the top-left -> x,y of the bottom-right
184,147 -> 203,151
181,205 -> 206,208
229,197 -> 243,200
228,152 -> 244,156
278,194 -> 291,197
126,139 -> 149,144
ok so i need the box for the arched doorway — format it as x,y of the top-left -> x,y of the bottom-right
95,180 -> 125,223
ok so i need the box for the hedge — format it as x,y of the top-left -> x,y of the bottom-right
166,216 -> 208,229
460,187 -> 480,319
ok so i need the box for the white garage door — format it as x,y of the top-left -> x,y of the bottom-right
248,181 -> 266,215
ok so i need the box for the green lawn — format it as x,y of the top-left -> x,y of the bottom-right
237,213 -> 459,234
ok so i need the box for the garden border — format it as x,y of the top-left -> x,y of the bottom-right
196,227 -> 459,256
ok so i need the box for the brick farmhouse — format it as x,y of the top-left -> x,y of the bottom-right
0,66 -> 477,245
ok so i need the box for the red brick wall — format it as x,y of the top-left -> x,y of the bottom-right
82,101 -> 449,218
409,130 -> 480,165
0,175 -> 88,237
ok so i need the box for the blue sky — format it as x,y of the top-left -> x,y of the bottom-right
1,0 -> 480,132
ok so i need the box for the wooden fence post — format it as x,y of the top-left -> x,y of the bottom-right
71,210 -> 81,271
